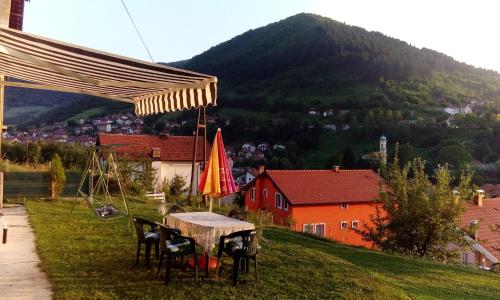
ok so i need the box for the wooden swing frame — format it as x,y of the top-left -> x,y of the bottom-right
71,146 -> 131,224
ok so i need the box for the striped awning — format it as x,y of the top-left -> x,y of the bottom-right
0,26 -> 217,116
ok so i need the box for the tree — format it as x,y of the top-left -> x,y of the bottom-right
325,152 -> 342,168
27,143 -> 42,164
359,156 -> 473,262
436,144 -> 471,169
398,143 -> 417,166
341,147 -> 356,169
167,174 -> 188,197
49,154 -> 66,199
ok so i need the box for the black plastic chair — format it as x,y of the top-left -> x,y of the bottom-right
166,204 -> 187,214
156,223 -> 198,284
216,229 -> 258,286
132,217 -> 160,269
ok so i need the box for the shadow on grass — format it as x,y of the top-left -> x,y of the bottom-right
265,228 -> 500,300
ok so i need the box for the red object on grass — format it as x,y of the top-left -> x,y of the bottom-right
188,255 -> 218,270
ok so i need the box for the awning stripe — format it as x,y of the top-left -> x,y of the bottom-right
0,27 -> 217,116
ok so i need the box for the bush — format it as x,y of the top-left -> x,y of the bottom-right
49,154 -> 66,199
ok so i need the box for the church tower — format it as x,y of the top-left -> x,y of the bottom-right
379,134 -> 387,158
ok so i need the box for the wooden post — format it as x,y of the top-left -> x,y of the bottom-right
187,107 -> 207,201
0,74 -> 4,209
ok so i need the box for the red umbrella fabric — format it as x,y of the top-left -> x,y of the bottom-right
198,129 -> 237,211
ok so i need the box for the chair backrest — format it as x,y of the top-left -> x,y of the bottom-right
167,204 -> 186,214
156,223 -> 182,252
132,217 -> 158,243
227,208 -> 246,221
223,230 -> 258,257
244,231 -> 258,256
132,217 -> 146,242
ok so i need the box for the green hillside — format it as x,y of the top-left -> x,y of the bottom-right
180,13 -> 500,105
5,13 -> 500,180
25,200 -> 500,299
169,13 -> 500,178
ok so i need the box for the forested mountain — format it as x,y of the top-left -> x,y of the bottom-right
176,13 -> 500,108
4,84 -> 129,125
5,13 -> 500,182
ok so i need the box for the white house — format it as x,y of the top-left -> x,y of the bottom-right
444,104 -> 473,115
273,144 -> 286,151
242,143 -> 256,153
459,191 -> 500,269
97,133 -> 208,192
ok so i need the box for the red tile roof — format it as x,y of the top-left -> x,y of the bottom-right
97,133 -> 208,162
461,198 -> 500,260
264,169 -> 381,205
480,184 -> 500,198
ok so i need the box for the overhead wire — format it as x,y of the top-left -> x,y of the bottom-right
119,0 -> 155,63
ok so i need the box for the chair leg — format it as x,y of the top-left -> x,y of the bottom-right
242,258 -> 248,273
145,242 -> 151,269
232,256 -> 240,286
135,241 -> 141,265
254,256 -> 258,283
165,254 -> 172,285
157,252 -> 164,277
154,241 -> 160,259
194,252 -> 199,282
205,253 -> 209,278
215,256 -> 222,279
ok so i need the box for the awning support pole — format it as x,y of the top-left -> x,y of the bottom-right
0,74 -> 4,209
188,107 -> 207,203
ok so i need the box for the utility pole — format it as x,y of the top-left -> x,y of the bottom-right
0,74 -> 4,209
187,107 -> 207,202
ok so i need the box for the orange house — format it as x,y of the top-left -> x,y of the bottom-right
244,168 -> 383,248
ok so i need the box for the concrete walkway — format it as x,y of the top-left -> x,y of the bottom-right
0,205 -> 52,300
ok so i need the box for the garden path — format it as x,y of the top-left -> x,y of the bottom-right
0,205 -> 52,300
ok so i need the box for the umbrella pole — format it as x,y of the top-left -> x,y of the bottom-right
209,196 -> 213,213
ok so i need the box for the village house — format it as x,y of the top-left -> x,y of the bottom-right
273,144 -> 286,151
324,124 -> 337,131
96,120 -> 112,132
460,190 -> 500,269
73,135 -> 95,147
244,167 -> 383,248
225,145 -> 236,157
444,104 -> 473,115
97,133 -> 207,192
480,183 -> 500,198
233,167 -> 259,187
241,142 -> 256,153
257,143 -> 271,152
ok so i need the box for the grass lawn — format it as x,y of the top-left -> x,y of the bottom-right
5,105 -> 53,123
65,106 -> 106,123
25,200 -> 500,299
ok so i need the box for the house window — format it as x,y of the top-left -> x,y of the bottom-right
275,192 -> 282,209
351,220 -> 359,229
249,188 -> 256,201
303,224 -> 314,234
340,221 -> 348,229
263,188 -> 268,198
315,224 -> 325,237
283,200 -> 289,211
462,253 -> 469,264
340,202 -> 348,209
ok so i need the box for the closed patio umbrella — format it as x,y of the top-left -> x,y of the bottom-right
198,128 -> 237,212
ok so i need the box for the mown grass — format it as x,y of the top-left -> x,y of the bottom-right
65,106 -> 106,122
25,200 -> 500,299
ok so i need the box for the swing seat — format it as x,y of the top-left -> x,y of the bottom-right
95,204 -> 125,220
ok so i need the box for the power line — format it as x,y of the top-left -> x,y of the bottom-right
119,0 -> 155,63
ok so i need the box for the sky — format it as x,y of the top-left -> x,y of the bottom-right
23,0 -> 500,72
